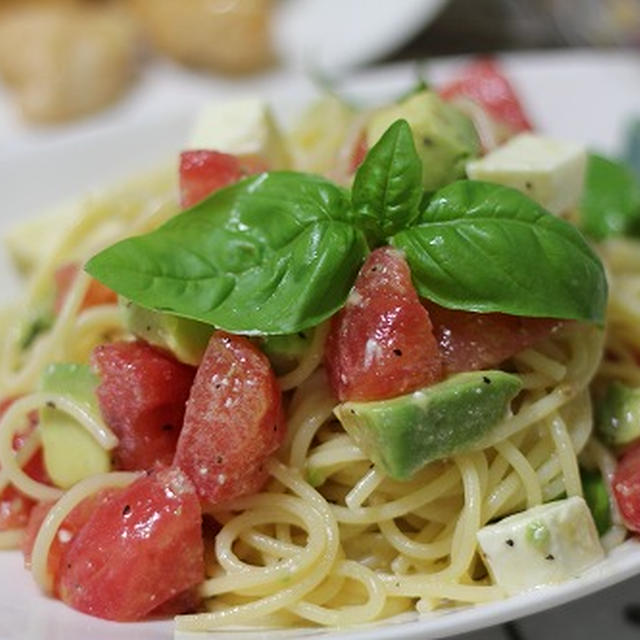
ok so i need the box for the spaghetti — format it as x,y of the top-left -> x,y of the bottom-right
0,88 -> 631,634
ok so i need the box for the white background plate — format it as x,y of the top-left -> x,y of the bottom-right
2,50 -> 640,639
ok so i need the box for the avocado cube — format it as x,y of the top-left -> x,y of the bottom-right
580,467 -> 612,536
334,370 -> 522,480
259,330 -> 314,376
121,299 -> 213,366
40,363 -> 111,489
595,381 -> 640,448
366,90 -> 480,191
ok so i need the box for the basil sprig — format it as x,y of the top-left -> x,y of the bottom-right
581,153 -> 640,241
87,119 -> 607,333
393,181 -> 607,324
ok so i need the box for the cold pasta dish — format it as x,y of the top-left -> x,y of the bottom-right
0,59 -> 639,633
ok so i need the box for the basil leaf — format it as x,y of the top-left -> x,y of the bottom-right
86,172 -> 368,335
352,119 -> 422,243
581,153 -> 640,241
391,180 -> 607,324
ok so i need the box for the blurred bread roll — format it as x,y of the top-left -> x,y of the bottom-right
0,2 -> 138,122
133,0 -> 274,74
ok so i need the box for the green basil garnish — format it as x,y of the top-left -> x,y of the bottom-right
392,180 -> 607,324
352,119 -> 422,243
87,120 -> 608,334
87,172 -> 367,334
581,153 -> 640,241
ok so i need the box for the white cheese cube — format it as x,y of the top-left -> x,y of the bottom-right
188,98 -> 290,169
476,496 -> 604,596
466,133 -> 586,215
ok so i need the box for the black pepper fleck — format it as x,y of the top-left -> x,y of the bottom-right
122,504 -> 131,516
545,554 -> 555,561
393,349 -> 403,357
422,136 -> 434,146
525,181 -> 533,190
482,376 -> 491,384
506,539 -> 514,547
46,401 -> 56,409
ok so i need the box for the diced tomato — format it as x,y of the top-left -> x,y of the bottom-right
349,131 -> 368,174
325,247 -> 442,402
54,262 -> 118,315
179,150 -> 268,208
0,397 -> 47,531
439,58 -> 533,134
614,442 -> 640,532
174,331 -> 285,505
22,490 -> 116,582
58,467 -> 204,621
424,302 -> 560,375
91,341 -> 196,471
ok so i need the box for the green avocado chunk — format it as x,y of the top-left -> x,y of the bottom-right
595,381 -> 640,448
366,90 -> 480,191
121,299 -> 214,365
259,330 -> 314,375
580,467 -> 612,536
334,370 -> 522,480
39,363 -> 111,489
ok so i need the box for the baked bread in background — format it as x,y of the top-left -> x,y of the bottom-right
0,0 -> 274,124
132,0 -> 274,75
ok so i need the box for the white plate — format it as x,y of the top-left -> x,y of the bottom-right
2,50 -> 640,640
273,0 -> 448,71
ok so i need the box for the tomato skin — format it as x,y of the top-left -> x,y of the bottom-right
58,467 -> 204,621
325,247 -> 442,402
439,58 -> 533,134
21,490 -> 117,585
614,443 -> 640,532
91,341 -> 196,471
174,331 -> 285,505
179,150 -> 267,208
54,262 -> 117,315
0,397 -> 47,531
425,302 -> 560,374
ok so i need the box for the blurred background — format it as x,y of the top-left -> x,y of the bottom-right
1,1 -> 640,639
2,0 -> 640,139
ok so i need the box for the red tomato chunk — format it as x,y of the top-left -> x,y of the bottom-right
58,467 -> 203,621
439,58 -> 533,134
91,341 -> 196,471
179,150 -> 268,208
325,247 -> 443,402
614,443 -> 640,533
0,397 -> 47,531
54,262 -> 117,315
174,331 -> 285,505
425,302 -> 561,375
22,490 -> 117,584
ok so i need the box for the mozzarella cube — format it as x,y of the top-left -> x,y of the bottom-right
188,98 -> 290,169
476,496 -> 604,596
466,133 -> 586,215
